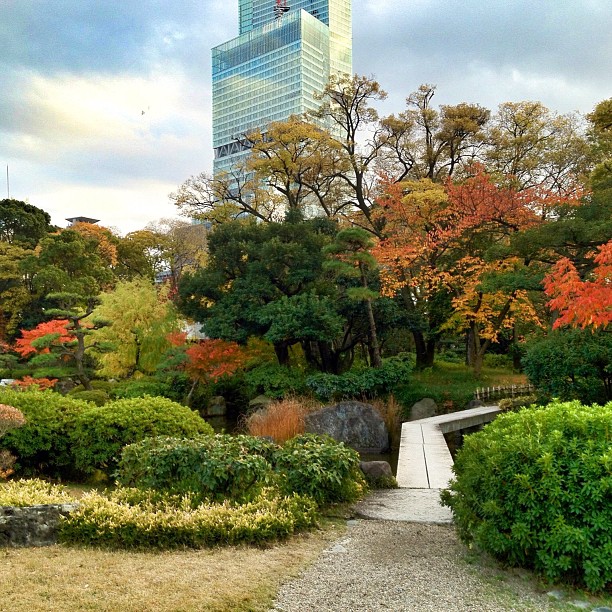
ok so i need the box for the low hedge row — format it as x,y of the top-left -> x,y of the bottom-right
59,488 -> 318,549
117,433 -> 366,507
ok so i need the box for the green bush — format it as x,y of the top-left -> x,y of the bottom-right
71,396 -> 214,476
441,400 -> 612,591
305,355 -> 411,402
244,363 -> 307,399
523,329 -> 612,404
497,395 -> 538,412
108,379 -> 173,400
0,388 -> 90,477
59,488 -> 318,549
117,434 -> 277,503
0,478 -> 73,506
68,390 -> 109,406
274,434 -> 366,505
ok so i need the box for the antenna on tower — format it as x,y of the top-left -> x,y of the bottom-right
274,0 -> 290,19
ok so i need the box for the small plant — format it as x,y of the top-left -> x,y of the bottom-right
441,400 -> 612,592
243,397 -> 311,442
369,395 -> 402,449
497,395 -> 537,411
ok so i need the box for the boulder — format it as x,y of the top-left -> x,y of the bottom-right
359,460 -> 393,479
409,397 -> 438,421
467,399 -> 485,409
304,401 -> 389,453
248,395 -> 273,411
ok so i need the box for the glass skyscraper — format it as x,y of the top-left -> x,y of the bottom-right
212,0 -> 352,177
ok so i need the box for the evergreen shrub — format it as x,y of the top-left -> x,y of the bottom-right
441,400 -> 612,591
71,396 -> 213,476
0,478 -> 72,506
244,363 -> 307,399
274,434 -> 366,505
305,355 -> 411,402
0,388 -> 90,477
117,434 -> 276,503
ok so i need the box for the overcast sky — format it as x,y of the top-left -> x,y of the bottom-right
1,0 -> 610,234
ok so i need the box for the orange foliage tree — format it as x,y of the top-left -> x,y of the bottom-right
374,167 -> 562,372
14,319 -> 72,358
543,240 -> 612,330
185,339 -> 248,384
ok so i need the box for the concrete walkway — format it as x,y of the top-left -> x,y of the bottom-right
355,406 -> 500,523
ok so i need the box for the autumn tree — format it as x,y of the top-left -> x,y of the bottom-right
378,84 -> 490,183
484,101 -> 591,201
375,168 -> 552,373
89,278 -> 181,378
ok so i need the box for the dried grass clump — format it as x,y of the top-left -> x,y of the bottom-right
370,395 -> 402,450
244,398 -> 314,443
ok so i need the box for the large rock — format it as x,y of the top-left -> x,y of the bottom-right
409,397 -> 438,421
304,401 -> 389,453
206,396 -> 226,417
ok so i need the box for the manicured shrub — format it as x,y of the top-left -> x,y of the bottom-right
108,379 -> 173,400
71,396 -> 214,476
0,388 -> 90,477
497,395 -> 537,412
68,390 -> 109,406
441,400 -> 612,591
59,488 -> 318,549
305,355 -> 411,402
0,478 -> 73,506
274,434 -> 366,505
117,434 -> 276,503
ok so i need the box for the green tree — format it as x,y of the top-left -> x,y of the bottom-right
0,242 -> 32,341
324,227 -> 382,367
90,279 -> 180,378
0,199 -> 54,248
177,215 -> 360,372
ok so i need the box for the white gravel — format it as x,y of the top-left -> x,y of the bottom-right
270,520 -> 570,611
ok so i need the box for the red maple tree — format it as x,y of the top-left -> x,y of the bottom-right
184,339 -> 247,383
14,320 -> 72,358
544,240 -> 612,330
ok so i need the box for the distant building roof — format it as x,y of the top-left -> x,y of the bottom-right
66,216 -> 100,225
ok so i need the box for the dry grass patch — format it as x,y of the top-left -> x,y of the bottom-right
243,397 -> 320,443
0,522 -> 343,612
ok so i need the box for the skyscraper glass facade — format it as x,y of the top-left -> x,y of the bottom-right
213,0 -> 352,177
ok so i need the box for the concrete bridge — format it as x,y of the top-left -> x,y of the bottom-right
355,405 -> 501,523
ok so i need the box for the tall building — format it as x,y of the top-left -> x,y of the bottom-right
212,0 -> 352,178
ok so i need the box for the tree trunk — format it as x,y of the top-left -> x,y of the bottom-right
413,330 -> 436,369
273,342 -> 291,367
365,297 -> 382,368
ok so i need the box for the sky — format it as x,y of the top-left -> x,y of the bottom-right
1,0 -> 610,235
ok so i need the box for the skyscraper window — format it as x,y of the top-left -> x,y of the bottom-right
212,0 -> 352,178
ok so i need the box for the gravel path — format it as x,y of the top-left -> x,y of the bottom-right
270,520 -> 567,611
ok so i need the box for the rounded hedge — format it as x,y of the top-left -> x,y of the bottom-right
441,400 -> 612,591
71,396 -> 214,476
0,388 -> 90,477
117,434 -> 277,503
274,433 -> 366,505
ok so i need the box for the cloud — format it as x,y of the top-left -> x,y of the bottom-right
0,0 -> 610,233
